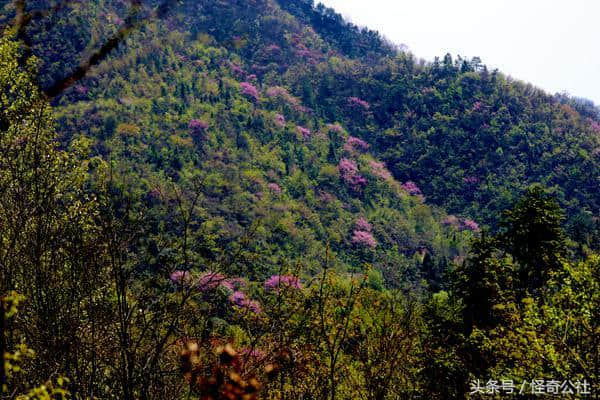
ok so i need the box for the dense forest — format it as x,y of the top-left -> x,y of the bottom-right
1,0 -> 599,399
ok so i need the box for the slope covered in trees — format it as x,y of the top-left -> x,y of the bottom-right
7,0 -> 598,247
1,0 -> 600,398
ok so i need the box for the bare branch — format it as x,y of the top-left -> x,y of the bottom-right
10,0 -> 180,99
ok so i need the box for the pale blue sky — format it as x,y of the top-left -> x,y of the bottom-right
319,0 -> 600,105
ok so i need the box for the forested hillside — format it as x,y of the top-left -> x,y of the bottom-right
1,0 -> 599,399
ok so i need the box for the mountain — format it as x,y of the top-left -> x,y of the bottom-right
11,0 -> 599,249
1,1 -> 600,398
4,0 -> 485,285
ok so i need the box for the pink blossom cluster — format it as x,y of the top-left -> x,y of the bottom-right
460,219 -> 480,232
196,271 -> 229,292
170,270 -> 192,285
352,230 -> 377,248
347,97 -> 370,111
274,114 -> 286,127
339,158 -> 358,177
327,124 -> 344,134
189,119 -> 209,134
240,82 -> 259,101
230,62 -> 245,76
266,86 -> 301,108
339,158 -> 367,190
442,215 -> 480,232
344,136 -> 370,153
463,176 -> 479,184
368,160 -> 392,180
264,275 -> 302,292
295,43 -> 322,62
268,183 -> 282,195
355,217 -> 373,232
588,118 -> 600,133
401,181 -> 422,196
297,125 -> 311,139
229,291 -> 261,313
294,104 -> 313,114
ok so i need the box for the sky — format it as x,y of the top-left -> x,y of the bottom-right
318,0 -> 600,105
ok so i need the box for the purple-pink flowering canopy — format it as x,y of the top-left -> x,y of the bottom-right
268,183 -> 282,195
460,218 -> 480,232
297,126 -> 311,139
401,181 -> 422,196
355,217 -> 372,232
339,158 -> 358,176
195,271 -> 227,292
240,82 -> 259,101
352,230 -> 377,248
368,160 -> 392,180
347,97 -> 370,111
170,270 -> 191,285
344,136 -> 370,153
339,158 -> 367,191
229,291 -> 261,313
264,275 -> 302,292
266,86 -> 301,108
274,114 -> 286,127
189,119 -> 209,135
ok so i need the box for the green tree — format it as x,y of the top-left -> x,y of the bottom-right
499,187 -> 567,295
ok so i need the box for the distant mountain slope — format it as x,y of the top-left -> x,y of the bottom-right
5,0 -> 600,253
17,0 -> 467,287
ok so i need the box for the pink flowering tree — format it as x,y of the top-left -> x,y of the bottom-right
401,181 -> 422,196
327,124 -> 344,134
347,97 -> 370,112
195,271 -> 229,292
229,291 -> 261,314
368,160 -> 392,180
460,218 -> 480,232
229,62 -> 245,77
170,270 -> 192,286
588,118 -> 600,133
297,125 -> 311,140
274,114 -> 286,127
343,136 -> 369,153
352,230 -> 377,248
267,183 -> 282,195
266,86 -> 301,108
264,275 -> 302,292
355,217 -> 373,232
189,119 -> 209,137
240,82 -> 259,102
339,158 -> 368,191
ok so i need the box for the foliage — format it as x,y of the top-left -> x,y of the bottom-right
1,0 -> 599,398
